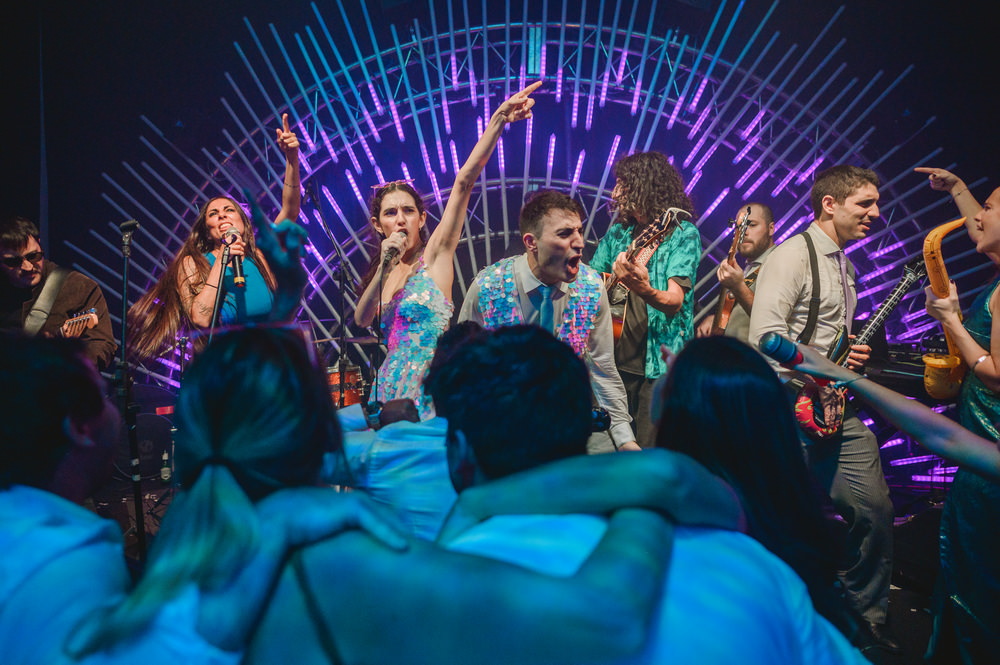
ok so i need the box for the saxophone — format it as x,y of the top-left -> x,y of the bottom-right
922,217 -> 968,399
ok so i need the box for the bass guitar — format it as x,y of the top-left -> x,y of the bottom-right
710,206 -> 753,335
602,207 -> 690,342
794,258 -> 927,439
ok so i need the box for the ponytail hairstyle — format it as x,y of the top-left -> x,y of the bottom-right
66,327 -> 339,657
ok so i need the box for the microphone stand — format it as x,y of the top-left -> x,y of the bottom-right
207,242 -> 231,344
305,180 -> 356,408
116,219 -> 147,561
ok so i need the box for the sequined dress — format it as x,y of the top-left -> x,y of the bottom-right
929,276 -> 1000,662
374,257 -> 453,419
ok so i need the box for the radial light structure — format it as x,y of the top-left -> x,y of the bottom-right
73,0 -> 982,414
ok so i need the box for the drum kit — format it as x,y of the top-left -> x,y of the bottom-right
313,335 -> 383,407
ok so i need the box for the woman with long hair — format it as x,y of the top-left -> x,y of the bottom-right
354,82 -> 540,417
127,114 -> 301,361
654,336 -> 863,645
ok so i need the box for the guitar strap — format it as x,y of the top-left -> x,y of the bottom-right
797,233 -> 822,346
23,267 -> 69,337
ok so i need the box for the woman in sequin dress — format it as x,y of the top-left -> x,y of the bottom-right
355,82 -> 540,417
918,166 -> 1000,663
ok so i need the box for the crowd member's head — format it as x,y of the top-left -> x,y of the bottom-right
425,325 -> 592,489
0,335 -> 118,499
809,165 -> 880,246
654,336 -> 847,627
0,216 -> 46,290
68,326 -> 341,657
518,190 -> 586,285
734,202 -> 775,262
173,326 -> 339,499
610,152 -> 694,225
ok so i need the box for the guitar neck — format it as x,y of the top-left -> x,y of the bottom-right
842,273 -> 918,363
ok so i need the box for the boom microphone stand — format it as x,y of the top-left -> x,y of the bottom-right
116,219 -> 147,561
305,181 -> 361,408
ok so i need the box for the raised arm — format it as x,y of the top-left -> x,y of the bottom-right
423,82 -> 540,289
274,113 -> 301,225
246,194 -> 308,322
437,448 -> 745,543
249,507 -> 673,665
914,167 -> 983,244
786,337 -> 1000,483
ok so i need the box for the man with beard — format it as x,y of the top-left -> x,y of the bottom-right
748,165 -> 899,654
590,152 -> 701,447
0,216 -> 116,370
459,190 -> 638,452
697,202 -> 776,341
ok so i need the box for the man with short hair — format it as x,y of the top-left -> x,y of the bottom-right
458,189 -> 637,452
429,325 -> 866,664
748,165 -> 898,652
697,202 -> 776,341
0,216 -> 116,370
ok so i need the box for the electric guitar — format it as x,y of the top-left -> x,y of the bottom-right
60,308 -> 99,339
794,258 -> 926,439
709,206 -> 753,335
602,207 -> 690,342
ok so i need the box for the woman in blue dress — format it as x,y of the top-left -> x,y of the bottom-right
918,166 -> 1000,664
354,82 -> 540,417
128,114 -> 301,361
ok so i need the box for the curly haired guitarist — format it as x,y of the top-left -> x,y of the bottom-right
590,152 -> 701,448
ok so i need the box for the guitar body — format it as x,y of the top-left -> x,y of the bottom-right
602,273 -> 628,342
710,290 -> 737,336
794,258 -> 926,440
601,207 -> 690,343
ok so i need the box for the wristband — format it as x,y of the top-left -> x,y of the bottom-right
973,354 -> 990,371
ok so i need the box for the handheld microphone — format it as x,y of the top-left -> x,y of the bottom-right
382,230 -> 408,269
759,332 -> 831,386
758,332 -> 801,367
223,228 -> 246,288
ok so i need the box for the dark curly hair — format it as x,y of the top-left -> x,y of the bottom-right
610,152 -> 694,225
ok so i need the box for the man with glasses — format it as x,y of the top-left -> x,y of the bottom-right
0,216 -> 115,370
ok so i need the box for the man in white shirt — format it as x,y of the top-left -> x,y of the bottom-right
459,189 -> 637,452
747,165 -> 898,653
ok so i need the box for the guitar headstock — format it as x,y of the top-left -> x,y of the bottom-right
60,308 -> 99,338
903,257 -> 928,282
734,205 -> 753,245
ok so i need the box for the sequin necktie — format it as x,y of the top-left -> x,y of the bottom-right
538,285 -> 555,333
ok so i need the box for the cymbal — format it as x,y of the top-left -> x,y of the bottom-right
313,336 -> 382,345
